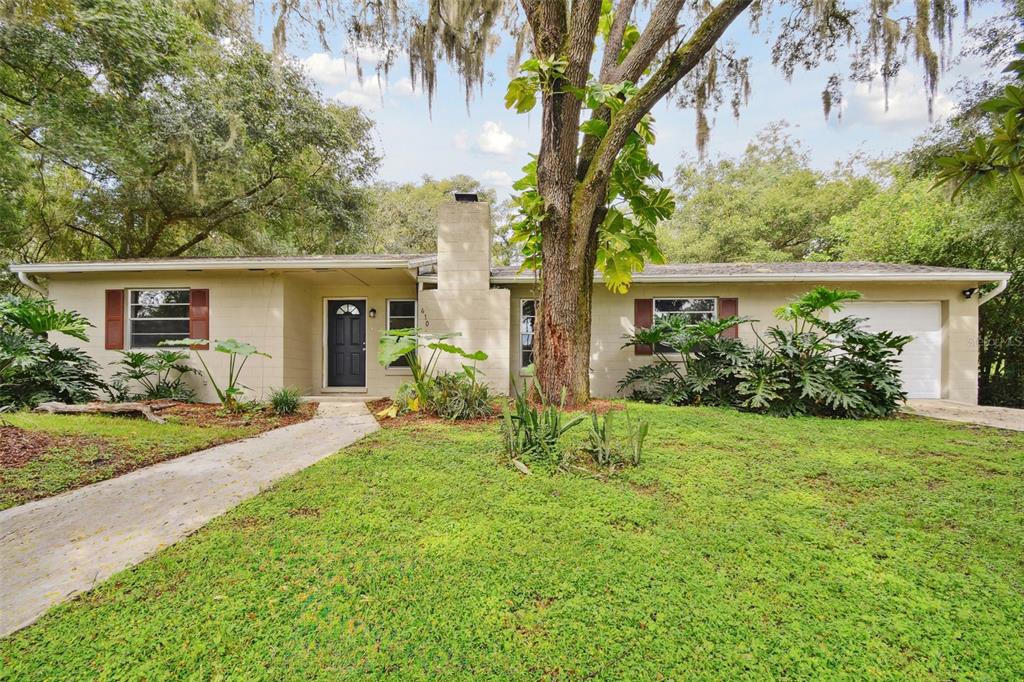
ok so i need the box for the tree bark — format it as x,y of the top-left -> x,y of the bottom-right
530,0 -> 753,407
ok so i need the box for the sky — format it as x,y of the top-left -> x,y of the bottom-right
253,3 -> 1004,198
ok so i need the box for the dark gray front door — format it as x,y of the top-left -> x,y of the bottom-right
327,300 -> 366,387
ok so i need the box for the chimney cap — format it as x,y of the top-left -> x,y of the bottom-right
453,192 -> 479,203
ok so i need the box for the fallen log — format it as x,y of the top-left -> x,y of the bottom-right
33,401 -> 166,424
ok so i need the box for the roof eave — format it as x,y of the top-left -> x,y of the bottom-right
8,258 -> 416,274
486,272 -> 1012,284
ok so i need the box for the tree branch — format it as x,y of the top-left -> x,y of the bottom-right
605,0 -> 685,84
599,0 -> 637,82
577,0 -> 753,227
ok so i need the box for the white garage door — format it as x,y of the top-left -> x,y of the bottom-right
843,302 -> 942,399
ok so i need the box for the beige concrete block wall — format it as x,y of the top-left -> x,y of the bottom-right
281,277 -> 315,393
508,280 -> 981,404
418,288 -> 511,394
300,280 -> 420,396
437,202 -> 491,291
44,272 -> 286,403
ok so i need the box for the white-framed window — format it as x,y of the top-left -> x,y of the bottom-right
652,298 -> 717,353
653,297 -> 717,323
386,299 -> 416,368
520,299 -> 536,369
129,289 -> 191,348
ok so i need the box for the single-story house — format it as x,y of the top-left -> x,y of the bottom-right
10,196 -> 1012,404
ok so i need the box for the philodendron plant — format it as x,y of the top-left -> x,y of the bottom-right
161,338 -> 270,410
377,329 -> 487,415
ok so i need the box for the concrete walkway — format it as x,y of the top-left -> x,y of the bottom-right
903,399 -> 1024,432
0,402 -> 378,637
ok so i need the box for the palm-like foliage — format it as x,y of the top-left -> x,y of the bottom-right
111,350 -> 197,401
620,288 -> 912,418
0,296 -> 106,407
0,295 -> 92,341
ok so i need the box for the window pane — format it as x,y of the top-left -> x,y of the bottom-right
655,298 -> 715,314
389,317 -> 415,330
521,299 -> 535,317
129,289 -> 191,348
131,319 -> 190,335
389,300 -> 416,318
131,303 -> 190,319
131,289 -> 189,306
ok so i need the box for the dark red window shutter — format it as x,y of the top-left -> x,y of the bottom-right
719,297 -> 739,338
633,298 -> 653,355
104,289 -> 124,350
189,289 -> 210,350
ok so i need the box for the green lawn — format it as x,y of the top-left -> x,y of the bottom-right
3,404 -> 1023,678
0,413 -> 260,510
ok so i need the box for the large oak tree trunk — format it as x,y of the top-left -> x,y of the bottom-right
533,219 -> 599,406
523,0 -> 753,408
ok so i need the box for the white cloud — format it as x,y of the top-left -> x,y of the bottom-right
842,69 -> 956,129
302,53 -> 355,87
482,170 -> 514,188
453,121 -> 524,157
392,77 -> 416,96
477,121 -> 521,155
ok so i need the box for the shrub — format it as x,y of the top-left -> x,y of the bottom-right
110,350 -> 197,402
425,371 -> 495,420
583,409 -> 649,470
377,329 -> 491,420
0,295 -> 107,407
270,387 -> 302,415
500,380 -> 585,467
620,287 -> 912,418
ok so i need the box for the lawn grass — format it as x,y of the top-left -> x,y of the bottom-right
0,413 -> 260,510
2,404 -> 1023,678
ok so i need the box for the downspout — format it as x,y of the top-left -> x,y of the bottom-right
16,271 -> 47,297
978,278 -> 1008,305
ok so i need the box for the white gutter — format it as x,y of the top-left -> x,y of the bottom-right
17,271 -> 47,296
979,277 -> 1009,305
8,257 -> 415,274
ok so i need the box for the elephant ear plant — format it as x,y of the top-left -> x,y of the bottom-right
377,329 -> 488,417
161,338 -> 270,411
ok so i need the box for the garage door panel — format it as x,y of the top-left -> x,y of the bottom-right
842,302 -> 942,400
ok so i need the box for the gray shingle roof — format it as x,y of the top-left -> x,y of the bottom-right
489,261 -> 1011,281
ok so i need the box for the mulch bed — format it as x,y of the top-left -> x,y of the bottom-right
0,426 -> 58,468
156,401 -> 318,432
366,397 -> 624,429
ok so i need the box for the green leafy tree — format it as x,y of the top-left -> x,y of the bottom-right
0,0 -> 378,276
830,176 -> 1024,407
659,124 -> 878,263
361,176 -> 494,254
936,42 -> 1024,199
